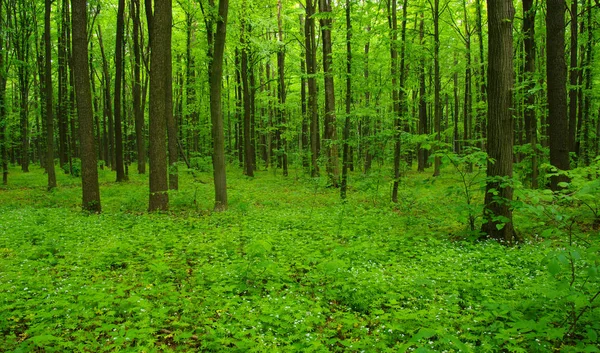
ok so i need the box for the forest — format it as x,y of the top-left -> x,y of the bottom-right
1,0 -> 600,351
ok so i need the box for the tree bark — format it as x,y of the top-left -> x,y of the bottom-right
241,20 -> 254,177
306,0 -> 319,177
523,0 -> 538,187
341,0 -> 352,199
417,15 -> 427,172
433,0 -> 441,177
44,0 -> 57,189
277,0 -> 288,177
481,0 -> 517,243
319,0 -> 339,187
147,0 -> 170,211
71,0 -> 101,212
113,0 -> 126,181
0,0 -> 9,185
208,0 -> 229,211
547,0 -> 570,190
132,0 -> 145,174
568,0 -> 578,154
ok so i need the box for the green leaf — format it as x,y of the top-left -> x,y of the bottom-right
548,260 -> 561,276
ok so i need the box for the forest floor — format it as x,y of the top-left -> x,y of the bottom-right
0,162 -> 599,352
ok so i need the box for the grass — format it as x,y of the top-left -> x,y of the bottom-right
0,162 -> 598,352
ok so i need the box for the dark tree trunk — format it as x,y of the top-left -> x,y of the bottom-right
113,0 -> 126,181
306,0 -> 319,177
523,0 -> 538,187
547,0 -> 570,190
147,0 -> 170,211
207,0 -> 229,211
482,0 -> 517,243
417,16 -> 427,172
71,0 -> 101,212
241,21 -> 254,177
363,28 -> 372,174
132,0 -> 145,174
277,0 -> 288,177
474,0 -> 487,148
568,0 -> 578,154
44,0 -> 57,189
432,0 -> 441,177
97,27 -> 114,170
166,35 -> 177,190
463,0 -> 472,165
341,0 -> 352,199
0,0 -> 8,185
319,0 -> 339,187
58,0 -> 69,168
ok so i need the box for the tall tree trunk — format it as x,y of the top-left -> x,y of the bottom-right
300,15 -> 309,170
568,0 -> 578,154
319,0 -> 339,187
277,0 -> 288,177
363,27 -> 372,174
306,0 -> 319,177
44,0 -> 57,189
113,0 -> 126,181
166,36 -> 177,190
0,0 -> 8,184
97,26 -> 113,170
241,19 -> 254,177
523,0 -> 538,187
547,0 -> 570,190
147,0 -> 170,211
132,0 -> 145,174
341,0 -> 352,199
474,0 -> 486,148
58,0 -> 69,168
417,15 -> 427,172
432,0 -> 441,177
482,0 -> 517,243
580,0 -> 593,165
208,0 -> 229,211
463,0 -> 472,166
71,0 -> 101,212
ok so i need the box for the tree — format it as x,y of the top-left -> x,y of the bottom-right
546,0 -> 570,190
481,0 -> 517,243
276,0 -> 288,177
205,0 -> 229,211
131,0 -> 145,174
113,0 -> 126,182
44,0 -> 56,190
523,0 -> 538,188
341,0 -> 352,199
0,0 -> 8,185
71,0 -> 101,212
319,0 -> 339,187
241,15 -> 254,177
147,0 -> 171,211
305,0 -> 319,177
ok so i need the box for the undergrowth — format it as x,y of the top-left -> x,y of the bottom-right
0,163 -> 598,352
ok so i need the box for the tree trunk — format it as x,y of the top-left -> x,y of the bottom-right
432,0 -> 441,177
44,0 -> 57,189
113,0 -> 126,181
547,0 -> 570,190
147,0 -> 170,211
0,0 -> 8,185
306,0 -> 319,177
132,0 -> 145,174
277,0 -> 288,177
166,34 -> 177,190
71,0 -> 101,213
97,26 -> 113,170
417,15 -> 427,172
568,0 -> 578,154
482,0 -> 517,243
58,0 -> 69,169
319,0 -> 339,187
341,0 -> 352,199
208,0 -> 229,211
241,20 -> 254,177
523,0 -> 538,187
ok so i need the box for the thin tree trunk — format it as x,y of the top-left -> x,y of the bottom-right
71,0 -> 101,212
132,0 -> 145,174
277,0 -> 288,177
113,0 -> 126,181
417,15 -> 427,172
306,0 -> 319,177
241,20 -> 254,177
0,0 -> 8,184
523,0 -> 538,187
433,0 -> 441,177
568,0 -> 578,154
341,0 -> 352,199
44,0 -> 57,189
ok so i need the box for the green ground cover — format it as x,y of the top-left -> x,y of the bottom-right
0,164 -> 599,352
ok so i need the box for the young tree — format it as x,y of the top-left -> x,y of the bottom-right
44,0 -> 56,190
276,0 -> 288,177
305,0 -> 319,177
481,0 -> 517,243
131,0 -> 145,174
71,0 -> 101,212
147,0 -> 171,211
546,0 -> 570,190
0,0 -> 8,185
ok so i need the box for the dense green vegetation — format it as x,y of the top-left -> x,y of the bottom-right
1,162 -> 599,352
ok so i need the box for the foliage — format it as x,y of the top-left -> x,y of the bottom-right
0,164 -> 599,352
